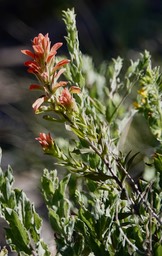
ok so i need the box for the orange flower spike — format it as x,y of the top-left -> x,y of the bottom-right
22,33 -> 63,66
32,34 -> 49,60
33,45 -> 44,56
32,33 -> 48,48
21,33 -> 70,94
50,42 -> 63,53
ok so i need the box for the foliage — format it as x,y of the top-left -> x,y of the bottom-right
0,8 -> 162,256
0,151 -> 50,256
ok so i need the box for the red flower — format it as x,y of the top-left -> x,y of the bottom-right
59,88 -> 73,108
59,86 -> 81,111
36,133 -> 54,151
22,33 -> 81,114
21,33 -> 70,87
22,33 -> 62,65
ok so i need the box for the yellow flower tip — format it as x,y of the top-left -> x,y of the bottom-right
141,98 -> 146,104
137,88 -> 147,98
69,86 -> 81,94
133,102 -> 140,109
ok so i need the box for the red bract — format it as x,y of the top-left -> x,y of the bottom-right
24,61 -> 40,74
36,132 -> 54,150
22,33 -> 61,64
59,88 -> 73,108
32,96 -> 46,112
21,33 -> 69,87
58,86 -> 81,111
53,59 -> 70,72
22,33 -> 81,114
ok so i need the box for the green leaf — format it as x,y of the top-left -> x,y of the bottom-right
109,56 -> 123,96
37,240 -> 51,256
57,198 -> 71,219
29,207 -> 42,242
79,208 -> 95,234
154,244 -> 162,256
48,208 -> 62,233
59,174 -> 71,196
5,166 -> 14,185
51,174 -> 71,205
41,169 -> 58,200
125,152 -> 140,172
5,208 -> 31,254
66,124 -> 85,139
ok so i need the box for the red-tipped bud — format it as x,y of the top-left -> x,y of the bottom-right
36,133 -> 54,151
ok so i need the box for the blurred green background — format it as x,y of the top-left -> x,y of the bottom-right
0,0 -> 162,173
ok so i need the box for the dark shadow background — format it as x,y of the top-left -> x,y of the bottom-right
0,0 -> 162,252
1,0 -> 161,60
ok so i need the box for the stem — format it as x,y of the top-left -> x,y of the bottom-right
87,139 -> 123,189
148,189 -> 153,255
116,159 -> 162,225
62,112 -> 162,225
115,202 -> 146,255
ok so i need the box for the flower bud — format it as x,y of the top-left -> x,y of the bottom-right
36,133 -> 54,153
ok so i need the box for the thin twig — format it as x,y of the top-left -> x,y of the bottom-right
115,202 -> 146,255
116,159 -> 162,225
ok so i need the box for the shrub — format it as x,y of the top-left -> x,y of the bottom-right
0,8 -> 162,256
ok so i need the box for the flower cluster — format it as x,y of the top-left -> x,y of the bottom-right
22,33 -> 80,112
133,88 -> 148,109
133,65 -> 162,141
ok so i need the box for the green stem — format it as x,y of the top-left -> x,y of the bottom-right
58,112 -> 162,225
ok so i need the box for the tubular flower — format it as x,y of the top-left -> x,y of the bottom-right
36,133 -> 54,152
32,96 -> 47,112
21,33 -> 70,91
